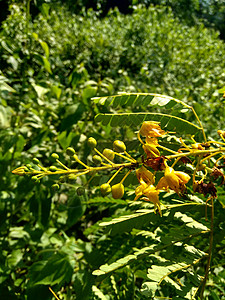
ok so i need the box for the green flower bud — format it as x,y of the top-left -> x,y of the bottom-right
92,155 -> 102,165
51,153 -> 59,159
68,174 -> 77,181
52,183 -> 60,190
66,147 -> 76,156
33,158 -> 40,165
49,166 -> 58,172
31,176 -> 38,182
87,137 -> 97,148
103,148 -> 115,161
100,183 -> 111,196
113,140 -> 126,152
111,183 -> 124,199
26,164 -> 32,169
77,187 -> 85,196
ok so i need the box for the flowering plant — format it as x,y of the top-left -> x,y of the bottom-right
12,93 -> 225,299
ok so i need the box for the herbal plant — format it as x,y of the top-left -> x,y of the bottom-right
12,93 -> 225,299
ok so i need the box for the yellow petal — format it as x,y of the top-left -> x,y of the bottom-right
164,167 -> 180,193
134,181 -> 148,201
143,144 -> 160,157
139,121 -> 160,136
143,185 -> 162,216
174,171 -> 190,184
136,166 -> 155,185
156,177 -> 169,190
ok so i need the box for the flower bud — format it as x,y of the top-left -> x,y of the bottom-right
33,158 -> 40,165
92,155 -> 102,165
87,137 -> 97,148
77,187 -> 85,196
52,183 -> 59,190
191,143 -> 204,150
49,166 -> 58,172
111,183 -> 124,199
218,130 -> 225,138
103,149 -> 115,161
113,140 -> 126,152
68,174 -> 77,181
31,176 -> 38,182
100,183 -> 111,196
66,147 -> 76,156
51,153 -> 59,159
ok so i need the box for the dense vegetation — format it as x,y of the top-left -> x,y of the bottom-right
0,1 -> 225,299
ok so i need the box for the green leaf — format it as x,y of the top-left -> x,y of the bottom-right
51,85 -> 62,99
29,252 -> 74,287
40,41 -> 49,58
99,203 -> 207,235
58,131 -> 76,149
0,75 -> 16,93
31,83 -> 49,98
218,86 -> 225,94
7,249 -> 23,268
141,281 -> 158,298
95,112 -> 201,136
92,285 -> 108,300
92,93 -> 180,108
42,56 -> 52,74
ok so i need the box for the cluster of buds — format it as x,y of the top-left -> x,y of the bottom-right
12,120 -> 225,217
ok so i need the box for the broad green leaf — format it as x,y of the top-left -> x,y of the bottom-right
7,249 -> 23,268
95,112 -> 201,136
0,75 -> 16,93
51,85 -> 62,99
0,105 -> 12,128
58,131 -> 76,149
31,83 -> 49,98
29,252 -> 75,287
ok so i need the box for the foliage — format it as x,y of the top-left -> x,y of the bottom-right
11,92 -> 225,299
0,1 -> 225,299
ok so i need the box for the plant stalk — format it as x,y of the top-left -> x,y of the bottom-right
199,197 -> 214,299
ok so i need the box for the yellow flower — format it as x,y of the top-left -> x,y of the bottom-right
134,180 -> 148,201
143,143 -> 160,158
134,180 -> 161,216
139,121 -> 165,138
136,166 -> 155,185
156,167 -> 190,194
143,185 -> 161,216
145,136 -> 159,145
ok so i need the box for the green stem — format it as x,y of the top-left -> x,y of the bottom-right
166,147 -> 225,160
182,103 -> 207,143
107,167 -> 123,184
158,144 -> 177,154
120,170 -> 131,184
199,197 -> 214,299
94,148 -> 114,165
56,159 -> 70,170
115,152 -> 136,163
